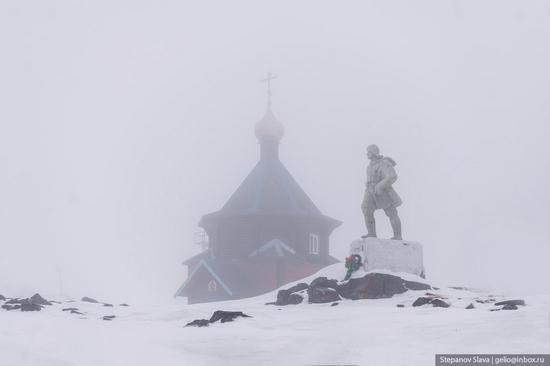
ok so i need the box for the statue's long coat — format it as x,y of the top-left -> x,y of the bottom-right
362,156 -> 402,210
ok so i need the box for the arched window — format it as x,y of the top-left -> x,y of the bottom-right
309,233 -> 320,255
207,280 -> 217,292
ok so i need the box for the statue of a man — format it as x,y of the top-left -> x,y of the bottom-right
361,144 -> 403,240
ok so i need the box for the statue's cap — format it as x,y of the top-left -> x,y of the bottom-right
367,144 -> 380,155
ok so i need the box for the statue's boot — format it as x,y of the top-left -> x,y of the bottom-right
389,214 -> 402,240
364,216 -> 377,238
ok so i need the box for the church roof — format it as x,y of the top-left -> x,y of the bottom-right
200,151 -> 341,227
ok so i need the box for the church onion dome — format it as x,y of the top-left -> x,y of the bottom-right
254,107 -> 284,142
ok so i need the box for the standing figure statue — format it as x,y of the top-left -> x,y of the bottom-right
361,144 -> 403,240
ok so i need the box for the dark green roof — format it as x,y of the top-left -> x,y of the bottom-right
201,154 -> 341,228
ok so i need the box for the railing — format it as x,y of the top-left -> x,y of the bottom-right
194,230 -> 209,251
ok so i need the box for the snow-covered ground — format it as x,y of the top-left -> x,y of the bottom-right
2,264 -> 549,366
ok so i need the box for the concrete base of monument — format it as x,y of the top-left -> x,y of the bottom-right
349,237 -> 425,278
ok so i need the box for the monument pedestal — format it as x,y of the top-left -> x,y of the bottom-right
349,237 -> 425,278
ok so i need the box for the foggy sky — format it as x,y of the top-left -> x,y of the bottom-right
1,0 -> 549,303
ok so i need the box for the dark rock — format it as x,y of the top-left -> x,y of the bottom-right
405,281 -> 432,291
495,299 -> 525,307
30,293 -> 52,306
337,273 -> 430,300
490,308 -> 500,312
62,307 -> 79,312
397,304 -> 405,308
308,286 -> 341,304
466,303 -> 475,309
209,310 -> 252,324
274,289 -> 291,305
2,304 -> 21,311
501,304 -> 518,310
412,297 -> 432,307
331,302 -> 339,307
475,299 -> 491,304
119,303 -> 129,307
5,298 -> 23,305
450,286 -> 468,290
70,310 -> 84,315
103,303 -> 113,307
286,283 -> 309,294
20,300 -> 43,312
287,293 -> 303,305
185,319 -> 210,327
0,294 -> 5,301
433,287 -> 440,290
270,282 -> 310,306
102,315 -> 116,321
310,277 -> 339,290
431,299 -> 450,308
81,297 -> 99,303
273,289 -> 304,306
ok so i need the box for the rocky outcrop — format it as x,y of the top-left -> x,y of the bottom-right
185,310 -> 252,327
495,299 -> 525,307
1,304 -> 21,311
186,319 -> 210,327
209,311 -> 252,323
30,294 -> 52,306
267,272 -> 430,305
308,286 -> 341,304
412,297 -> 432,307
430,299 -> 450,308
270,288 -> 304,306
286,283 -> 308,294
337,273 -> 430,300
309,277 -> 339,291
81,297 -> 99,303
1,293 -> 52,312
412,295 -> 450,308
20,299 -> 43,312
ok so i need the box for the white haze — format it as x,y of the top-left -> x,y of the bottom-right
0,0 -> 549,303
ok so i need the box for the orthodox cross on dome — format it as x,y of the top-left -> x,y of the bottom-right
261,72 -> 277,108
255,72 -> 284,158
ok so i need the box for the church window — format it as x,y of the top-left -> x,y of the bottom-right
309,233 -> 320,255
207,280 -> 217,292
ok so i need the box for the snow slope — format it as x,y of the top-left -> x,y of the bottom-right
1,264 -> 549,366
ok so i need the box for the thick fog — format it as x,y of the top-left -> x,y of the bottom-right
1,0 -> 549,303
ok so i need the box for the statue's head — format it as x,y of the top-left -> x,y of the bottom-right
366,144 -> 380,160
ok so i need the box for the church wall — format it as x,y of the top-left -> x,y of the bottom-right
185,267 -> 233,304
283,260 -> 325,285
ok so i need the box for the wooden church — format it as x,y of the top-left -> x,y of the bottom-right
175,95 -> 342,304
